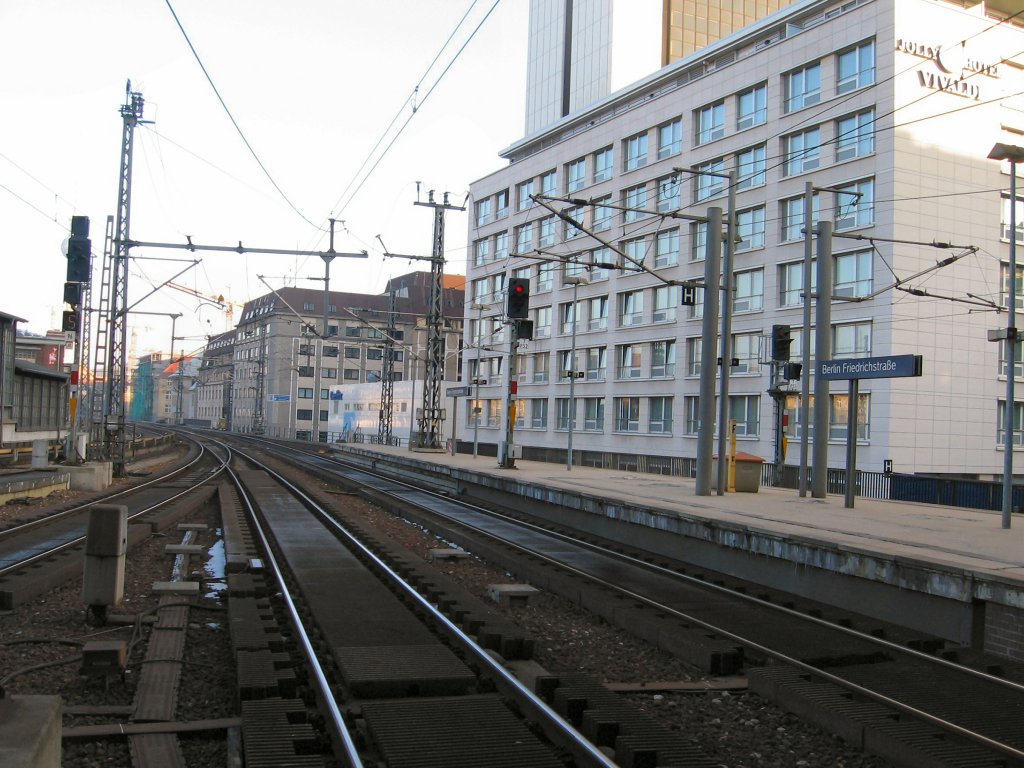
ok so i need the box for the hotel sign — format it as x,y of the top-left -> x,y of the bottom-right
896,38 -> 1001,101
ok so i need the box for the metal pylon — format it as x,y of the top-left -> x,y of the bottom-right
378,289 -> 397,444
103,83 -> 145,476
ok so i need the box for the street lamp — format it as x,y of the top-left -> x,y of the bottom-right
988,142 -> 1024,529
564,275 -> 588,470
470,303 -> 488,458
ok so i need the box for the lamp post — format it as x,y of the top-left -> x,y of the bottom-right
988,142 -> 1024,529
471,302 -> 488,458
564,275 -> 588,470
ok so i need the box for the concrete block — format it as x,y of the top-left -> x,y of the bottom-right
0,695 -> 62,768
176,523 -> 208,531
66,462 -> 112,491
31,441 -> 48,470
428,548 -> 471,562
152,581 -> 200,595
164,544 -> 203,555
85,505 -> 128,557
487,583 -> 539,606
81,640 -> 127,677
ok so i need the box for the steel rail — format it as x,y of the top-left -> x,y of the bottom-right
217,442 -> 364,768
232,443 -> 618,768
291,446 -> 1024,764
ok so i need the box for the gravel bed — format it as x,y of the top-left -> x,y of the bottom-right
1,464 -> 892,768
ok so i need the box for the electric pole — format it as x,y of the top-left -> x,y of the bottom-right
378,288 -> 397,444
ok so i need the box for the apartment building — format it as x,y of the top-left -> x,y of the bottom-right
466,0 -> 1024,477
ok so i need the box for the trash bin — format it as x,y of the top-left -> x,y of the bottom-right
711,452 -> 765,493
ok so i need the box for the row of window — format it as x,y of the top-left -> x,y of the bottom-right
298,346 -> 405,362
472,320 -> 872,385
467,392 -> 871,441
473,40 -> 875,226
473,177 -> 876,270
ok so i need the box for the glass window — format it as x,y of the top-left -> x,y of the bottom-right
691,220 -> 708,262
834,179 -> 874,230
530,398 -> 548,429
624,184 -> 648,221
584,397 -> 605,431
833,321 -> 872,359
555,398 -> 575,430
735,206 -> 766,252
564,205 -> 585,239
651,340 -> 676,377
588,296 -> 608,331
784,62 -> 821,113
617,344 -> 643,379
516,222 -> 534,253
619,290 -> 644,326
1002,196 -> 1024,244
472,277 -> 488,302
538,216 -> 556,247
297,387 -> 313,399
779,260 -> 816,307
366,348 -> 383,361
783,127 -> 821,176
494,231 -> 509,260
696,101 -> 725,145
541,169 -> 557,197
687,337 -> 702,377
624,132 -> 649,171
732,333 -> 761,374
684,396 -> 701,434
588,248 -> 611,281
730,395 -> 761,437
614,397 -> 640,432
534,306 -> 552,339
834,250 -> 873,298
296,409 -> 313,421
474,238 -> 491,267
517,179 -> 535,211
1001,262 -> 1024,309
781,194 -> 820,242
736,144 -> 766,190
559,301 -> 577,334
830,392 -> 870,440
622,236 -> 647,267
655,229 -> 679,269
593,146 -> 613,183
475,198 -> 492,227
657,175 -> 681,213
345,347 -> 361,359
593,196 -> 612,232
567,157 -> 586,192
538,262 -> 555,291
533,351 -> 549,383
694,158 -> 726,201
837,40 -> 875,94
836,110 -> 875,161
653,285 -> 676,322
343,368 -> 359,381
997,400 -> 1024,446
733,269 -> 764,313
736,83 -> 767,130
585,346 -> 607,380
649,396 -> 673,434
495,189 -> 509,219
658,119 -> 683,159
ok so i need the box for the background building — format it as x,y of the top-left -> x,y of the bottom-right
228,271 -> 465,441
661,0 -> 799,64
466,0 -> 1024,478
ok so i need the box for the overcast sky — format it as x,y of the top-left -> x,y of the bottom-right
0,1 -> 659,355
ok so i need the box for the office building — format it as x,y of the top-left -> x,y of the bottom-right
466,0 -> 1024,477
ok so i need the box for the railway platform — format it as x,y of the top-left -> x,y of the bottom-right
332,442 -> 1024,660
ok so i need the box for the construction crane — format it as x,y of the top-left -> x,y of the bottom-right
165,282 -> 244,324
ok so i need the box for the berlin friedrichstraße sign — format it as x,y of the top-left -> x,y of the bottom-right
817,354 -> 923,381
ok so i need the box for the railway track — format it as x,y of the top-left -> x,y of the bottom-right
223,439 -> 717,767
227,434 -> 1024,768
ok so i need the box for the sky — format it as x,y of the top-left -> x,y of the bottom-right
0,0 -> 660,358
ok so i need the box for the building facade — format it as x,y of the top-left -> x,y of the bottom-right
195,331 -> 234,429
228,272 -> 465,441
466,0 -> 1024,477
661,0 -> 800,64
526,0 -> 613,135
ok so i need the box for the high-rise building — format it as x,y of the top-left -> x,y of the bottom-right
661,0 -> 800,64
526,0 -> 613,135
466,0 -> 1024,478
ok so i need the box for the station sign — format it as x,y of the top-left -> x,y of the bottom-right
818,354 -> 922,381
446,385 -> 471,397
267,394 -> 291,402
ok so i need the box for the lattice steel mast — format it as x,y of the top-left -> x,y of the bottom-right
102,83 -> 146,475
378,288 -> 397,444
413,191 -> 463,450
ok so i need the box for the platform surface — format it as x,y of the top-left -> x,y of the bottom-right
337,443 -> 1024,590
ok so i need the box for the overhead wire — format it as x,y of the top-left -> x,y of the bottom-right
162,0 -> 322,232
